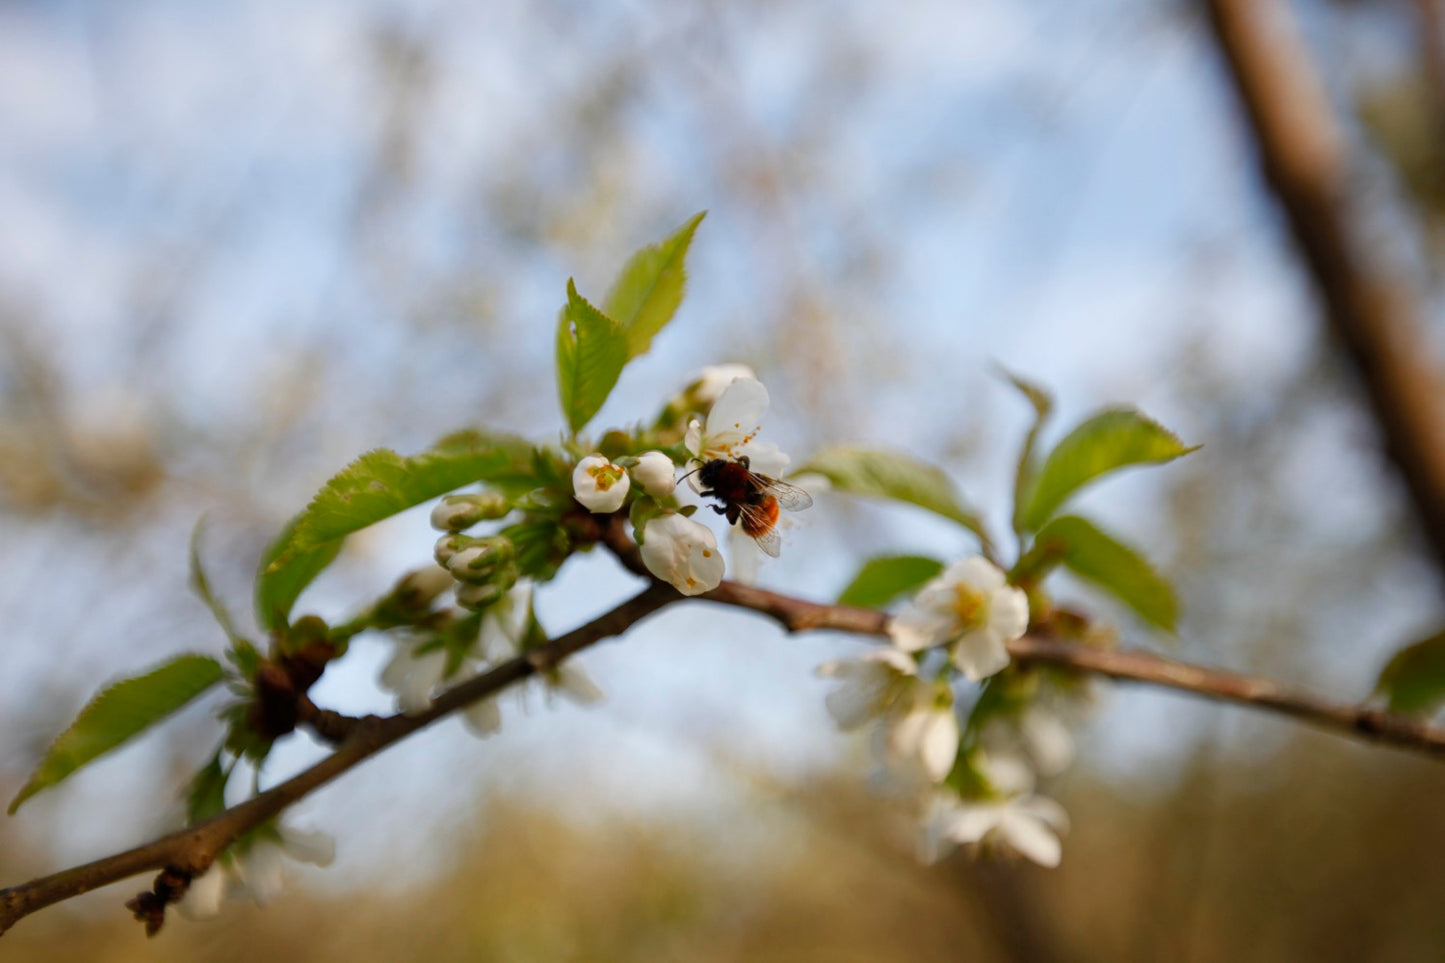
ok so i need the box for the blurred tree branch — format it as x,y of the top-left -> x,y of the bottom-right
1204,0 -> 1445,584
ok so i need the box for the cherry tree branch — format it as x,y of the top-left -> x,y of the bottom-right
0,582 -> 677,938
7,561 -> 1445,937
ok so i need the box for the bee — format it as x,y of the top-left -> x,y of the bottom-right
694,456 -> 813,557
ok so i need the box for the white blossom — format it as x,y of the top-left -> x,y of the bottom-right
689,363 -> 757,407
684,377 -> 789,485
379,637 -> 449,715
630,450 -> 678,497
919,791 -> 1069,868
818,647 -> 959,783
817,647 -> 921,730
889,556 -> 1029,682
639,513 -> 725,595
890,698 -> 961,783
572,453 -> 630,513
177,825 -> 335,920
983,706 -> 1076,778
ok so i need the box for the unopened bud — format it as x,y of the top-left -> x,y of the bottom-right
393,565 -> 455,609
430,492 -> 511,532
630,450 -> 677,497
455,580 -> 506,611
434,533 -> 476,567
445,536 -> 515,583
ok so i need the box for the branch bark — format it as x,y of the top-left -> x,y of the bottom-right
1203,0 -> 1445,582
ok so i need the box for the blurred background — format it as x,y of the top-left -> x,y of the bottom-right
3,0 -> 1445,959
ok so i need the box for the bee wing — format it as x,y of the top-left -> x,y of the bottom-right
748,524 -> 782,558
764,479 -> 814,512
736,501 -> 783,557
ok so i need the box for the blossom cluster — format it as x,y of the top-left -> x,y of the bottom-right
569,365 -> 801,595
820,556 -> 1082,867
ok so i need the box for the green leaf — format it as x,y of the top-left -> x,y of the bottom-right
255,517 -> 344,633
796,446 -> 994,552
261,431 -> 535,610
995,368 -> 1054,537
604,212 -> 706,358
1019,408 -> 1198,532
185,750 -> 231,825
837,555 -> 945,609
1376,628 -> 1445,716
556,279 -> 630,435
1032,514 -> 1178,632
190,519 -> 247,646
10,655 -> 225,814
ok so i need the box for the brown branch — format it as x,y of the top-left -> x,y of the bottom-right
1203,0 -> 1445,582
9,551 -> 1445,936
700,579 -> 1445,759
0,582 -> 678,938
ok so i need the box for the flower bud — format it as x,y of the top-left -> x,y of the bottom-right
630,450 -> 677,497
430,492 -> 511,532
572,454 -> 630,513
433,533 -> 475,567
456,580 -> 506,611
445,536 -> 515,583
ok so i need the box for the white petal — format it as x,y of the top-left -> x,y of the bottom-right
946,555 -> 1007,593
727,525 -> 761,586
1021,710 -> 1075,776
860,646 -> 919,676
998,809 -> 1062,867
1015,794 -> 1071,831
175,866 -> 227,921
235,842 -> 286,905
462,696 -> 503,736
684,419 -> 704,460
824,686 -> 876,731
951,628 -> 1010,681
917,711 -> 960,782
705,377 -> 769,443
278,826 -> 336,868
942,804 -> 1005,844
888,606 -> 951,652
690,363 -> 757,405
738,441 -> 790,478
977,750 -> 1037,796
380,645 -> 448,714
987,585 -> 1030,642
554,664 -> 604,705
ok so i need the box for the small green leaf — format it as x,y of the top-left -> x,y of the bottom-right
185,750 -> 231,825
837,555 -> 945,609
796,446 -> 994,553
190,519 -> 247,647
995,368 -> 1054,537
1020,408 -> 1198,532
10,655 -> 225,814
261,431 -> 536,612
604,212 -> 706,358
1376,628 -> 1445,716
1032,514 -> 1178,632
556,279 -> 630,435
